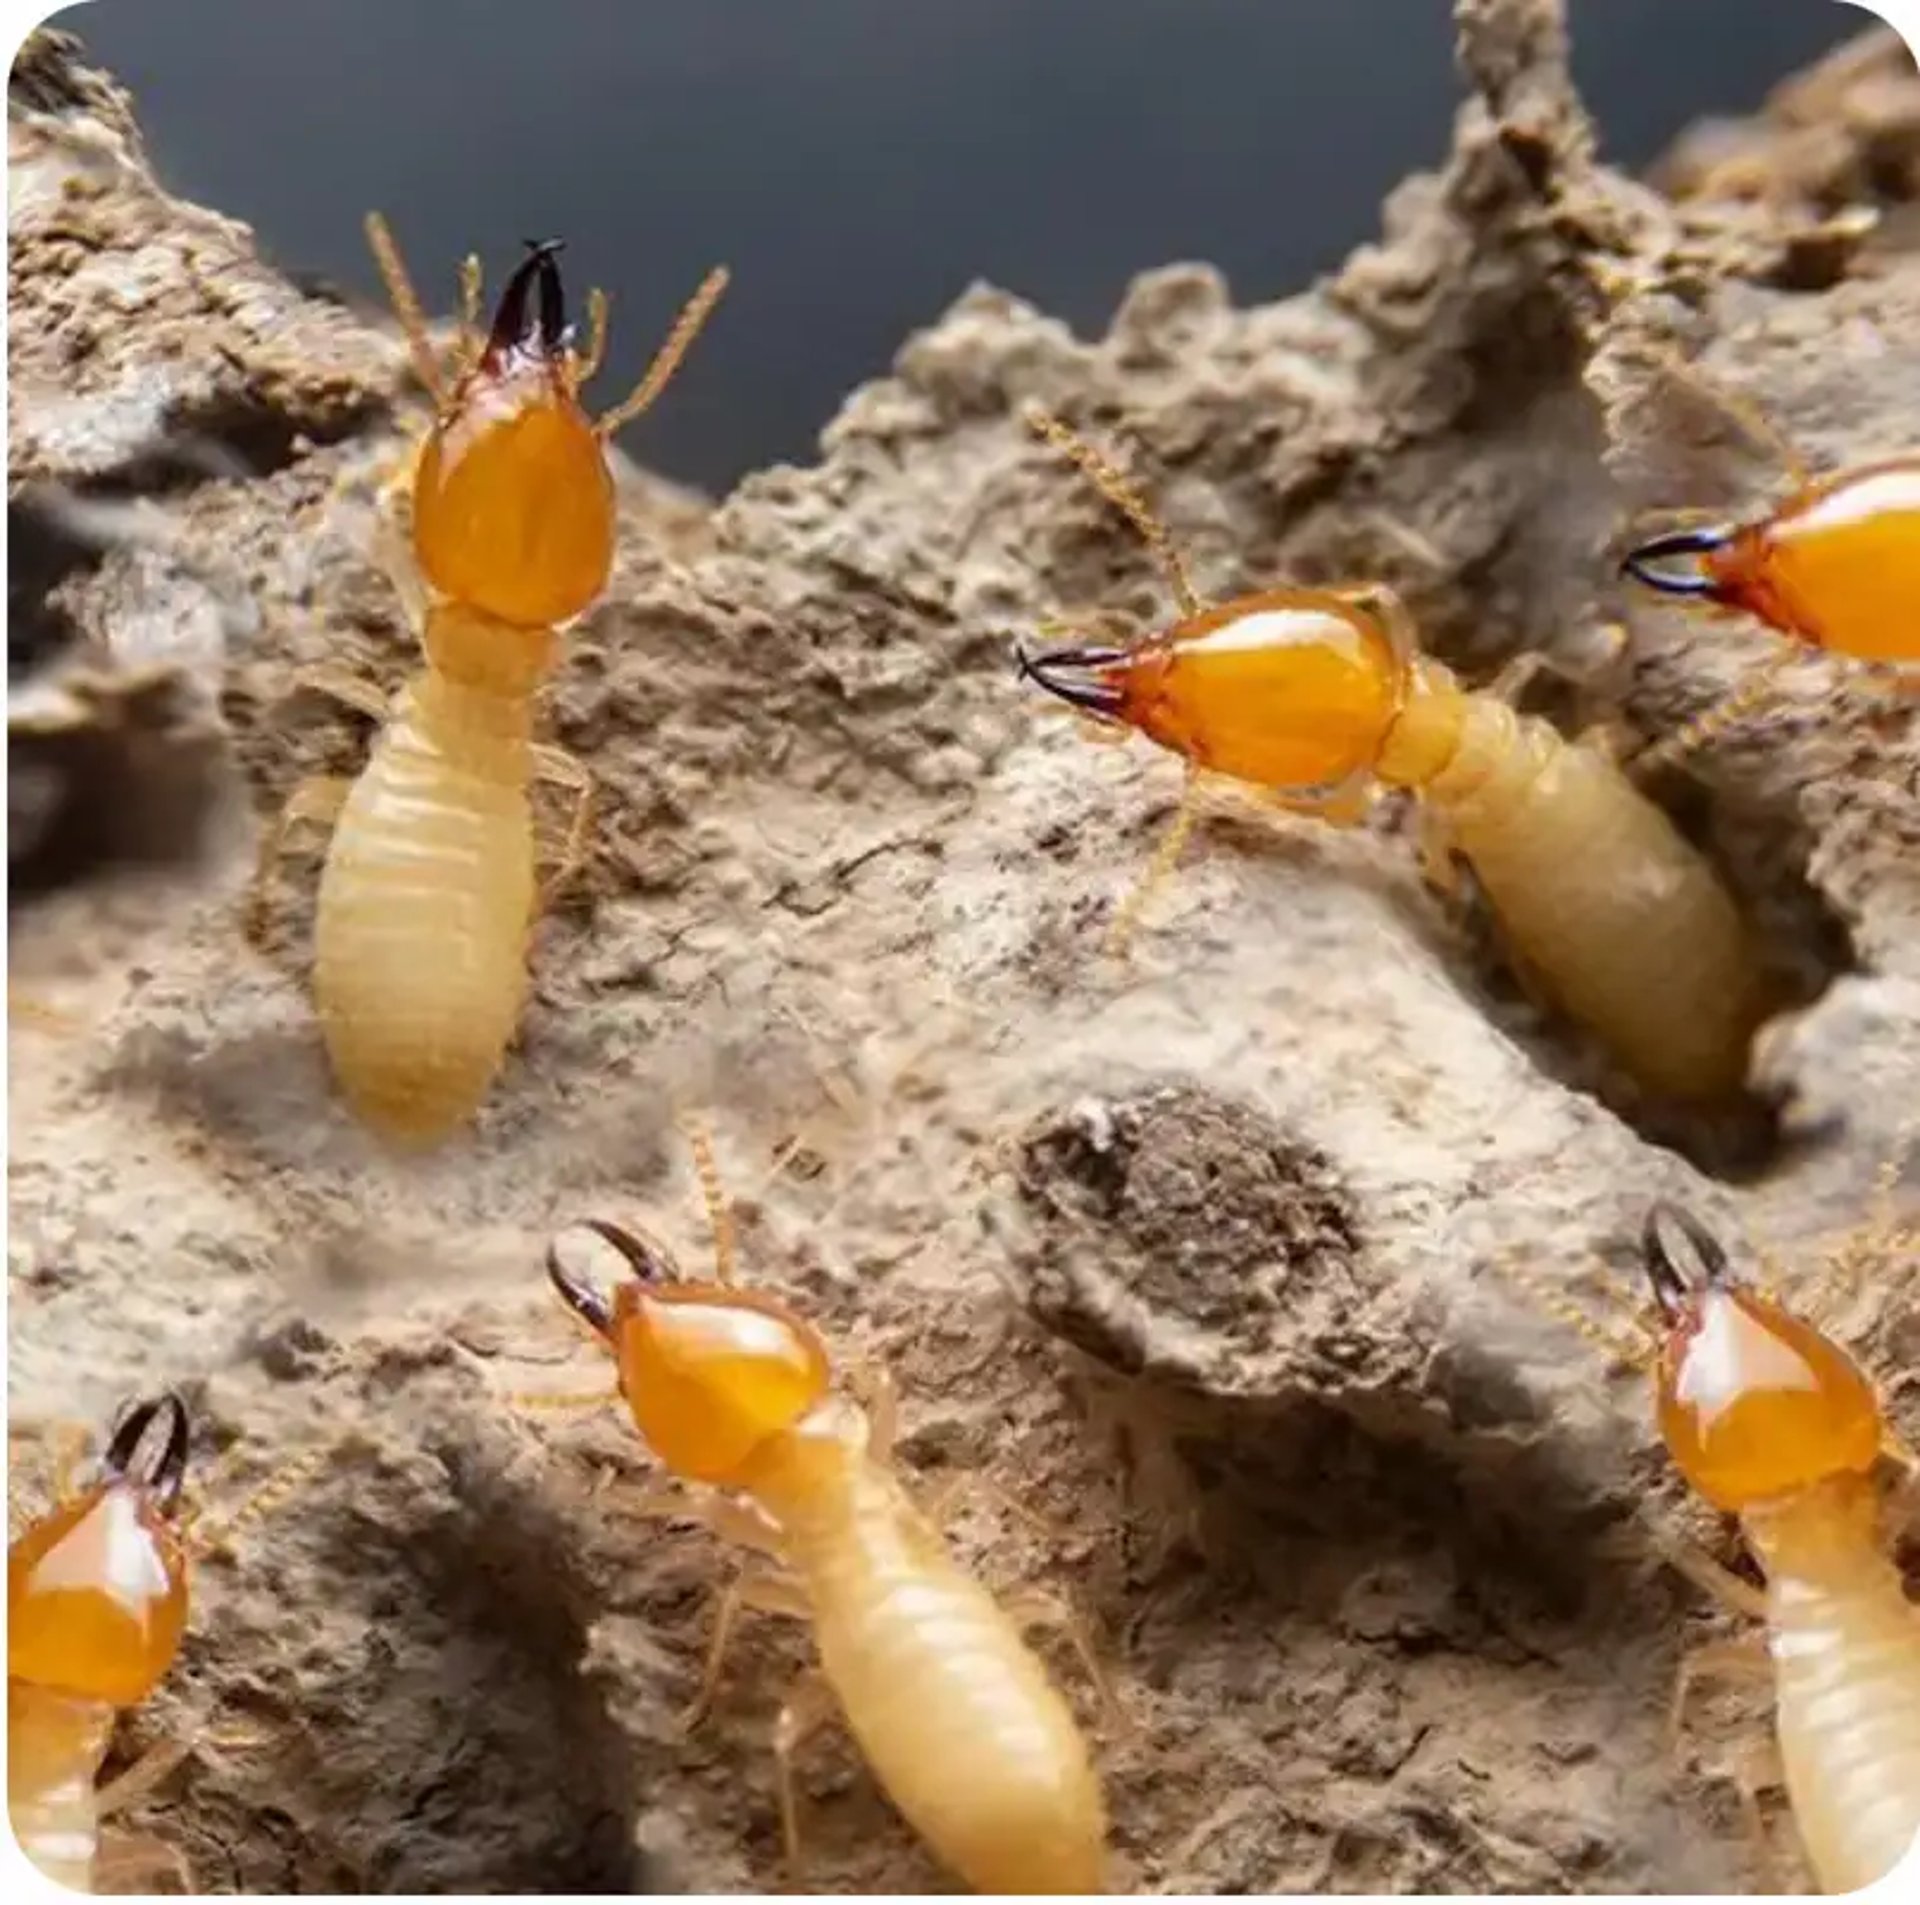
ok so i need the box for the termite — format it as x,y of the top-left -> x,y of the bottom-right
539,1142 -> 1112,1892
1619,354 -> 1920,666
1624,460 -> 1920,666
1611,353 -> 1918,774
250,215 -> 728,1145
1501,1201 -> 1920,1892
8,1393 -> 194,1892
1014,406 -> 1774,1106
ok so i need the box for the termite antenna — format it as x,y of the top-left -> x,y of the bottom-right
594,264 -> 731,439
1629,647 -> 1800,779
1643,1202 -> 1734,1322
678,1117 -> 738,1286
1620,524 -> 1734,598
1022,404 -> 1205,619
364,210 -> 445,405
100,1392 -> 191,1509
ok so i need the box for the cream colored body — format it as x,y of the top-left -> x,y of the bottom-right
1748,1478 -> 1920,1893
315,662 -> 537,1145
1376,662 -> 1770,1102
741,1415 -> 1107,1894
8,1685 -> 113,1889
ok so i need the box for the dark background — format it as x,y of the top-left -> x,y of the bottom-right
54,0 -> 1853,491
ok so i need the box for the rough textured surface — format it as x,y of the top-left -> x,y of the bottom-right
8,3 -> 1918,1893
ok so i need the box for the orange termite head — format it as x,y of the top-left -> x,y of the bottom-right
413,237 -> 616,629
547,1221 -> 831,1487
8,1393 -> 192,1706
1641,1204 -> 1883,1514
1015,587 -> 1408,794
1620,520 -> 1780,627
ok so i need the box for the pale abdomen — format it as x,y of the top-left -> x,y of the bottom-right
315,696 -> 535,1145
1439,724 -> 1771,1102
793,1478 -> 1106,1894
1770,1555 -> 1920,1893
8,1685 -> 109,1891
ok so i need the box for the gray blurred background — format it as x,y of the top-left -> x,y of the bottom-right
57,0 -> 1853,490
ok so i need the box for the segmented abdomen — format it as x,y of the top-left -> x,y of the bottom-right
1429,698 -> 1771,1102
781,1464 -> 1106,1894
315,678 -> 535,1145
8,1685 -> 109,1890
1770,1551 -> 1920,1892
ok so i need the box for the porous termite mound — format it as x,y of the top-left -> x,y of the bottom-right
9,0 -> 1920,1895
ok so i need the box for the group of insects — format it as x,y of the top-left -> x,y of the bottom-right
9,205 -> 1919,1896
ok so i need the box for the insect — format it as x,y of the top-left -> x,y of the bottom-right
1015,406 -> 1774,1106
1503,1200 -> 1920,1893
1623,459 -> 1920,666
1639,1206 -> 1920,1894
251,215 -> 728,1145
540,1145 -> 1112,1893
8,1393 -> 194,1892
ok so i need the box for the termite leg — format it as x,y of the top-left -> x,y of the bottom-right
1484,650 -> 1550,707
1658,1537 -> 1770,1621
1486,623 -> 1632,709
771,1669 -> 838,1889
246,776 -> 351,944
530,743 -> 595,909
681,1571 -> 811,1732
94,1737 -> 195,1821
605,1480 -> 786,1558
917,1468 -> 1062,1542
293,664 -> 392,723
1666,1632 -> 1771,1757
1000,1585 -> 1131,1737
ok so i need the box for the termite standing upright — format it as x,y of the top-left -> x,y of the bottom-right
540,1157 -> 1111,1892
1575,1207 -> 1920,1893
253,217 -> 728,1145
1014,407 -> 1774,1106
9,1394 -> 193,1892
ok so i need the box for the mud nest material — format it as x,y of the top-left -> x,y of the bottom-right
9,1 -> 1919,1894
